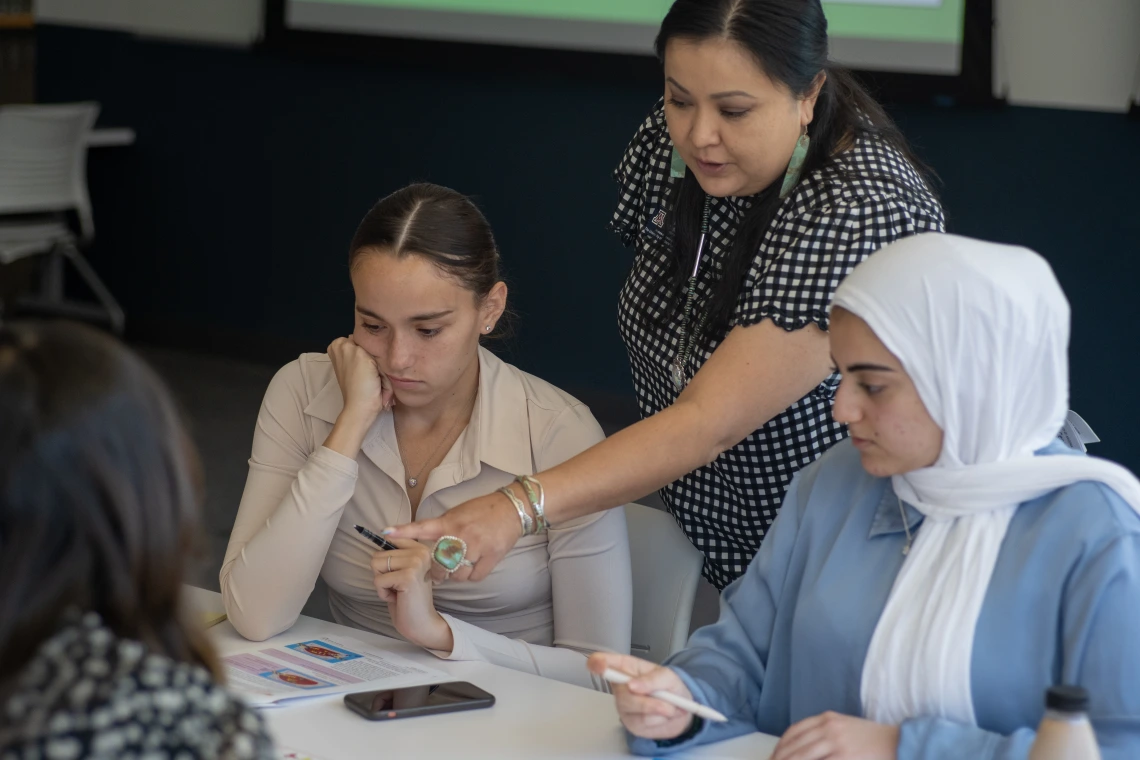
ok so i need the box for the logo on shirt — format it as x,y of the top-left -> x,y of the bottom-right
652,209 -> 667,228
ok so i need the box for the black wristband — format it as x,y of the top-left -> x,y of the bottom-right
654,715 -> 705,748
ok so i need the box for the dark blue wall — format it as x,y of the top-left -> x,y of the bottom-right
37,24 -> 1140,472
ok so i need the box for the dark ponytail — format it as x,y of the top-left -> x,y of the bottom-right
350,183 -> 501,301
655,0 -> 935,335
349,183 -> 513,340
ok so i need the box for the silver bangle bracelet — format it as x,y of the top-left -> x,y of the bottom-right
516,475 -> 548,534
499,486 -> 533,537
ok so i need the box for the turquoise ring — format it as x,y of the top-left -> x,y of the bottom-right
432,536 -> 473,574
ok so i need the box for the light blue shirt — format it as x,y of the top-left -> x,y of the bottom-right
631,440 -> 1140,759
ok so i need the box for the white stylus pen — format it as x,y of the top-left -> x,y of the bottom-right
601,668 -> 729,723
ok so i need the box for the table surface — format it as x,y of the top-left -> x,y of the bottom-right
188,587 -> 777,760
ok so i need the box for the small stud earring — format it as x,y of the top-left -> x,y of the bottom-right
485,325 -> 492,332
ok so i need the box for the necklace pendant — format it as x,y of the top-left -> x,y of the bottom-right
670,361 -> 685,391
407,478 -> 418,488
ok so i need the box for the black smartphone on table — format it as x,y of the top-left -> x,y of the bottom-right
344,682 -> 495,721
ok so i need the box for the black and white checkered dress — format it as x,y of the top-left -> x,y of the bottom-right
611,100 -> 945,590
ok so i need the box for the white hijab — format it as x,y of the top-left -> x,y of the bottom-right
830,233 -> 1140,727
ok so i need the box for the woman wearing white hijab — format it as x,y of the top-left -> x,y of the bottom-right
589,233 -> 1140,759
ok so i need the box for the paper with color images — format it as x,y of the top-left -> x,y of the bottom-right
222,635 -> 448,706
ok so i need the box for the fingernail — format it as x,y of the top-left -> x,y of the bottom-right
380,528 -> 395,536
644,716 -> 666,727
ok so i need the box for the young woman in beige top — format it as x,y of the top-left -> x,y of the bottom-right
220,184 -> 632,691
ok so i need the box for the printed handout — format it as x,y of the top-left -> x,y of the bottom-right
223,634 -> 449,707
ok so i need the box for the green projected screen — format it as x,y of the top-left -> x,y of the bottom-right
287,0 -> 966,74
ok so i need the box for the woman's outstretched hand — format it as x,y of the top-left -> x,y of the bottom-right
382,489 -> 522,582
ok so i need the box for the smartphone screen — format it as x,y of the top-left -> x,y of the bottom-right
344,682 -> 495,721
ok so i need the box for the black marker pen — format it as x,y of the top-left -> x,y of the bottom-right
354,524 -> 398,552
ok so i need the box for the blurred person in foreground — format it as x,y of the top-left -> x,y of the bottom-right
0,321 -> 274,759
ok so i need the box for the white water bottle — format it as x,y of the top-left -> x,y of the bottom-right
1027,686 -> 1101,760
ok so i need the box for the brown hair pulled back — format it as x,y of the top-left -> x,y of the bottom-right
350,183 -> 502,302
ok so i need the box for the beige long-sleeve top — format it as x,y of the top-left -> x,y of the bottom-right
220,347 -> 632,691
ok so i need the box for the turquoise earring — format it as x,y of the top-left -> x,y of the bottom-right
670,145 -> 687,178
779,128 -> 810,199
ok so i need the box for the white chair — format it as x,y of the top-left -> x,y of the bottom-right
0,102 -> 124,333
624,502 -> 705,664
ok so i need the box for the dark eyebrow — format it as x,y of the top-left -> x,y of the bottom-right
410,310 -> 454,321
710,89 -> 755,100
666,77 -> 754,100
830,353 -> 895,374
355,306 -> 455,322
356,306 -> 382,321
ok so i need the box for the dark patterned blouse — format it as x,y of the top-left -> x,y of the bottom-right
0,612 -> 274,760
611,100 -> 945,589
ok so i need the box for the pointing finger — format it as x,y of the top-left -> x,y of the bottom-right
383,518 -> 446,542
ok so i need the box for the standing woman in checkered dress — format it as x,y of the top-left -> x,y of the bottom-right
389,0 -> 945,591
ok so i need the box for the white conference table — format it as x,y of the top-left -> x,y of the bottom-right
188,588 -> 778,760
